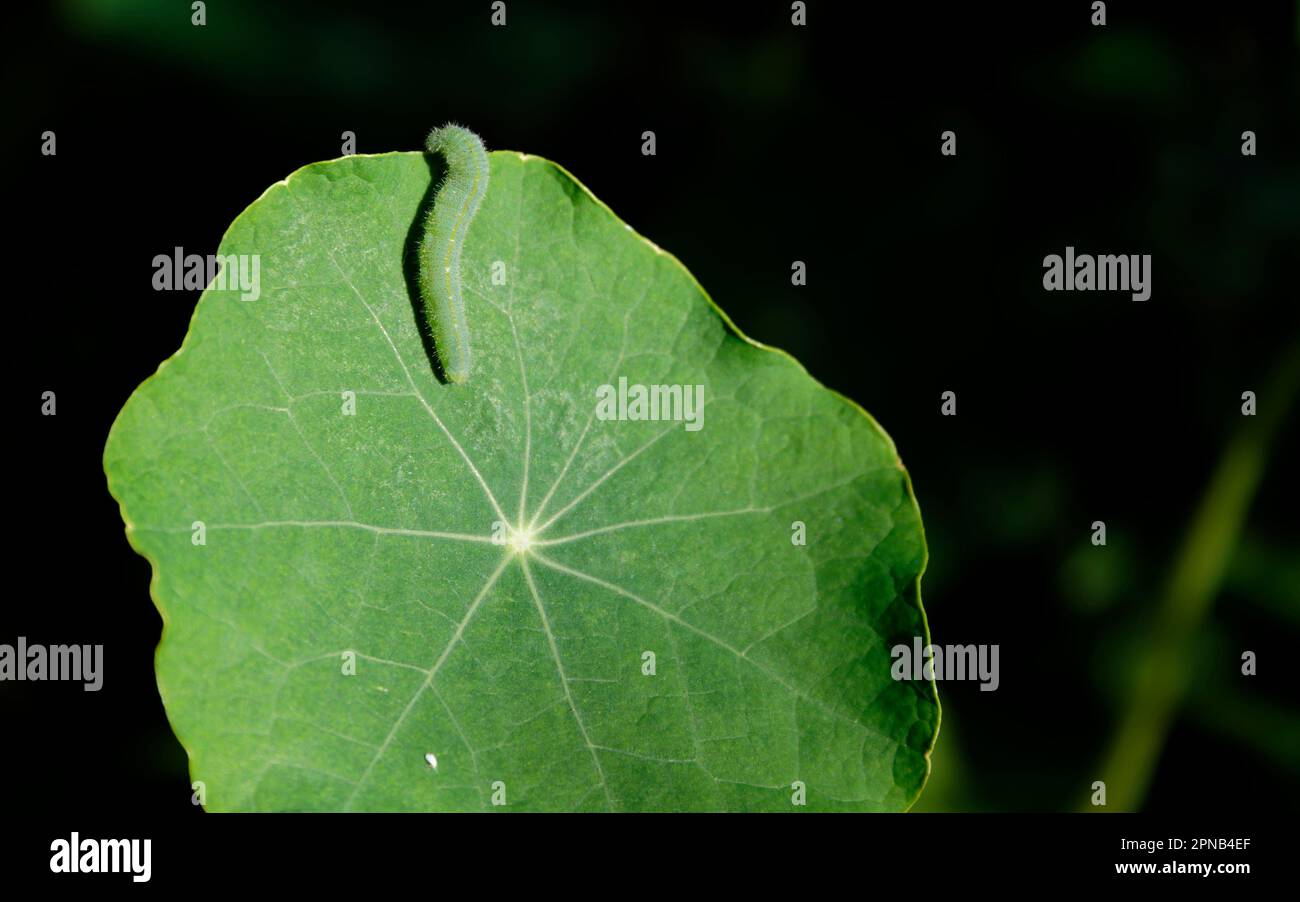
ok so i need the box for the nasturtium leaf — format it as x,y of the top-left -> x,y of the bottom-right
104,150 -> 938,812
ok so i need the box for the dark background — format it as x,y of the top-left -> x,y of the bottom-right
4,0 -> 1297,815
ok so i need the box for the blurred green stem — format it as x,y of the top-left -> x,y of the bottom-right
1086,340 -> 1299,811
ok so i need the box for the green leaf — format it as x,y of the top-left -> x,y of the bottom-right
104,150 -> 938,811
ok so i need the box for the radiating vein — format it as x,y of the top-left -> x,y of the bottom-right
328,250 -> 509,525
527,268 -> 641,530
533,420 -> 679,533
507,162 -> 530,526
138,520 -> 493,543
520,557 -> 616,811
535,507 -> 766,546
507,308 -> 531,526
531,550 -> 899,750
342,553 -> 511,810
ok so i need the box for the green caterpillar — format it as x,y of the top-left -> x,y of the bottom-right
418,124 -> 489,384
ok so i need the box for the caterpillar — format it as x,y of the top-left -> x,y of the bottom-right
418,124 -> 490,384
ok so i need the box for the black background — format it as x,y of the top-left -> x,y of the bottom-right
4,0 -> 1297,849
